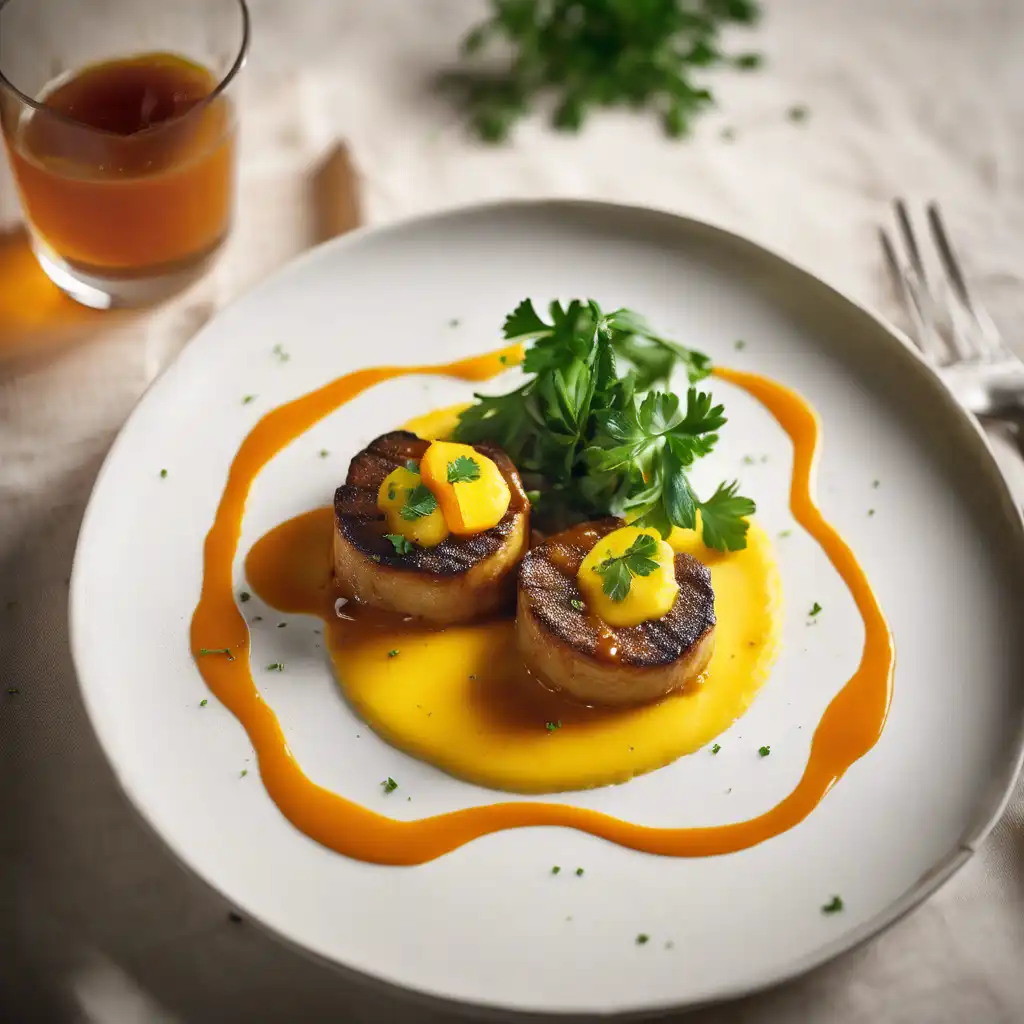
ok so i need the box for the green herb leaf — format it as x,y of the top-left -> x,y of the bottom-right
758,745 -> 771,757
454,298 -> 753,550
405,460 -> 420,474
447,455 -> 481,484
711,743 -> 721,754
450,2 -> 764,143
199,699 -> 208,707
159,468 -> 168,479
551,865 -> 561,875
198,648 -> 234,661
570,598 -> 586,612
821,895 -> 844,914
388,649 -> 400,658
400,483 -> 439,521
242,394 -> 257,404
593,533 -> 660,601
575,867 -> 584,877
381,777 -> 398,794
266,662 -> 284,672
546,720 -> 562,732
636,934 -> 650,945
384,533 -> 415,555
809,602 -> 822,617
240,769 -> 248,778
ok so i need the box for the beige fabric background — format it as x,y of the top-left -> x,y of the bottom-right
2,1 -> 1024,1021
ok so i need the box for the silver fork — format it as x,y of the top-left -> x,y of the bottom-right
880,199 -> 1024,422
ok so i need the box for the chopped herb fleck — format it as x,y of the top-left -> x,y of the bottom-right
551,865 -> 561,875
788,104 -> 810,123
6,687 -> 20,695
159,469 -> 168,479
199,699 -> 208,707
872,479 -> 880,489
449,318 -> 461,328
385,533 -> 415,555
405,460 -> 420,474
266,662 -> 284,672
198,648 -> 234,661
868,508 -> 876,517
388,649 -> 400,658
272,343 -> 290,362
734,338 -> 746,350
251,616 -> 263,623
242,394 -> 257,405
821,895 -> 844,914
240,769 -> 248,778
239,592 -> 251,603
778,529 -> 792,538
545,720 -> 562,732
447,455 -> 481,484
809,601 -> 822,617
277,622 -> 287,628
499,354 -> 508,364
711,742 -> 721,754
570,598 -> 586,611
575,867 -> 584,877
636,934 -> 649,946
319,449 -> 329,458
742,455 -> 756,465
758,745 -> 771,757
382,777 -> 399,794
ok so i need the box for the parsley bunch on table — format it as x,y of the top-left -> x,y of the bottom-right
449,0 -> 763,142
453,298 -> 754,551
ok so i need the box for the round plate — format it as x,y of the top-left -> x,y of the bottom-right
70,201 -> 1024,1018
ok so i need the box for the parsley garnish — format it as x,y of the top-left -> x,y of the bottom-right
636,934 -> 650,945
711,743 -> 721,754
388,649 -> 399,658
758,745 -> 771,757
266,663 -> 283,672
242,394 -> 257,404
240,769 -> 248,778
454,299 -> 754,551
449,318 -> 461,328
159,469 -> 168,479
272,343 -> 290,362
570,598 -> 586,611
821,895 -> 844,914
199,699 -> 208,707
405,460 -> 420,474
319,449 -> 329,458
788,104 -> 810,123
447,455 -> 480,484
593,534 -> 660,601
551,865 -> 561,875
239,592 -> 250,603
778,529 -> 792,539
449,1 -> 763,142
734,339 -> 746,350
575,867 -> 584,877
545,720 -> 562,732
809,602 -> 822,617
384,534 -> 415,555
382,777 -> 398,794
400,483 -> 438,521
198,648 -> 234,661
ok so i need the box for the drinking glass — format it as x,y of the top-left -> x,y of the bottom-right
0,0 -> 249,309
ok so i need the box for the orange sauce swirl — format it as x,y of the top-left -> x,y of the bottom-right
190,350 -> 894,865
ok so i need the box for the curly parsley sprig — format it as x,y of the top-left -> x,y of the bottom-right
453,298 -> 754,551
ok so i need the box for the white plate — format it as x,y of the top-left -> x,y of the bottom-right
70,201 -> 1024,1018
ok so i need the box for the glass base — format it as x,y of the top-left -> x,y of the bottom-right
30,234 -> 223,309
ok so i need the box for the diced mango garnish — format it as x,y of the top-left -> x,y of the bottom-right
419,440 -> 511,536
577,525 -> 679,627
377,465 -> 449,548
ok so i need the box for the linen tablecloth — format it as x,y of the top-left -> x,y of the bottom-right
3,1 -> 1024,1020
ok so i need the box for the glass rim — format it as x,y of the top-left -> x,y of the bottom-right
0,0 -> 250,135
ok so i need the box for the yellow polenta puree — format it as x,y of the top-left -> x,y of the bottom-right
329,518 -> 782,792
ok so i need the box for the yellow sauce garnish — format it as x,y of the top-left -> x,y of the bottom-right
419,440 -> 510,535
577,524 -> 679,627
376,465 -> 448,547
189,345 -> 894,866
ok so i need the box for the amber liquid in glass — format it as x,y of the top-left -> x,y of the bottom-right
6,52 -> 234,273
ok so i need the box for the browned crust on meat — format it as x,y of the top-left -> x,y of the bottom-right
517,518 -> 716,670
333,431 -> 529,578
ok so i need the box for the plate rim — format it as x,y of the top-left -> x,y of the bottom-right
68,197 -> 1024,1018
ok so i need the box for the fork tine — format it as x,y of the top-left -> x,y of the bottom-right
894,198 -> 927,284
926,201 -> 1007,360
879,225 -> 947,362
